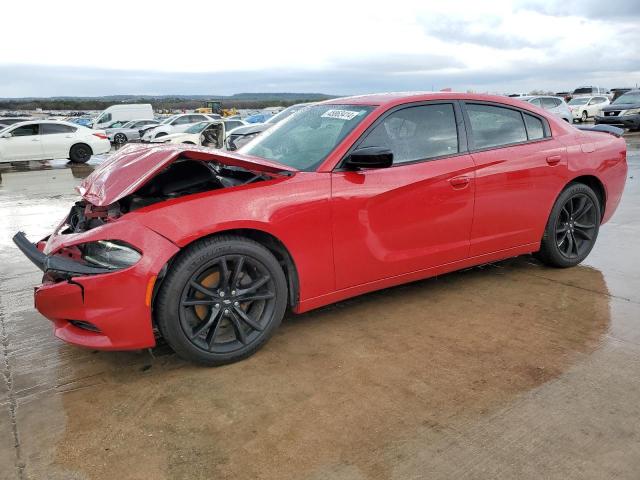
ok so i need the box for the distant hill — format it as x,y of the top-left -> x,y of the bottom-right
0,92 -> 338,111
0,92 -> 336,102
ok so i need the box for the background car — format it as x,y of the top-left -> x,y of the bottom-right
151,121 -> 225,148
244,112 -> 273,124
518,96 -> 571,122
106,119 -> 160,145
69,117 -> 94,128
226,103 -> 313,150
103,120 -> 130,129
611,88 -> 633,102
568,95 -> 610,122
0,120 -> 110,163
571,86 -> 610,98
141,113 -> 211,142
0,117 -> 32,126
595,89 -> 640,131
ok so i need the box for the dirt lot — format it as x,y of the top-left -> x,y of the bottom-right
1,134 -> 639,480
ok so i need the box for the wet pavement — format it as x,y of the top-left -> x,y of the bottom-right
0,135 -> 639,479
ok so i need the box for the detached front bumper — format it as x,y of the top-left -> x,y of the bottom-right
595,114 -> 640,130
13,226 -> 180,351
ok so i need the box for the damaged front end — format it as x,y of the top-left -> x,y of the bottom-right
13,144 -> 294,350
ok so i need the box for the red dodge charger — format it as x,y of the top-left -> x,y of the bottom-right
14,92 -> 628,365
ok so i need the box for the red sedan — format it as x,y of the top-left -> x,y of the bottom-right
14,92 -> 628,365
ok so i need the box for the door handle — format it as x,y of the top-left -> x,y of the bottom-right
449,176 -> 471,189
546,155 -> 562,165
31,138 -> 40,142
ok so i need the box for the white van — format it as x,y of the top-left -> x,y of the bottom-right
93,104 -> 153,129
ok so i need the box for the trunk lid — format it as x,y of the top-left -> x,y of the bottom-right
77,144 -> 295,207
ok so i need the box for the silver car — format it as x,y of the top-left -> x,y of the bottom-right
518,96 -> 572,123
106,119 -> 160,145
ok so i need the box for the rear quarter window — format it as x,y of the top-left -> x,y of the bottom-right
523,114 -> 545,140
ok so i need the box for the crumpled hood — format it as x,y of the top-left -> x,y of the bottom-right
77,144 -> 295,207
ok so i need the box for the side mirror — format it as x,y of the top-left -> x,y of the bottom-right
1,132 -> 12,139
344,146 -> 393,170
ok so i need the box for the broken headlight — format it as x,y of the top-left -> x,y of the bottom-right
80,240 -> 141,270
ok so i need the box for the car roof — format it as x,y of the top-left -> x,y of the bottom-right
519,95 -> 560,100
320,91 -> 558,110
6,119 -> 84,128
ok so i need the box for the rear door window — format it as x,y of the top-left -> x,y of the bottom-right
465,104 -> 528,149
358,103 -> 459,164
41,123 -> 77,134
541,98 -> 558,109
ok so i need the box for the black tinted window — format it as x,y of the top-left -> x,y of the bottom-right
11,124 -> 39,136
41,123 -> 76,134
359,104 -> 459,164
466,104 -> 527,149
523,114 -> 545,140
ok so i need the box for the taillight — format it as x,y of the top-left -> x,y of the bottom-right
93,133 -> 108,139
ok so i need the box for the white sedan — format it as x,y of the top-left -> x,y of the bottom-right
0,120 -> 111,163
568,95 -> 610,122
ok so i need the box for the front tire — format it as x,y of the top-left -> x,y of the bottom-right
155,235 -> 288,366
537,183 -> 600,268
69,143 -> 92,163
581,111 -> 588,122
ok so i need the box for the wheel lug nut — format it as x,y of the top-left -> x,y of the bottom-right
215,303 -> 220,308
231,290 -> 236,295
224,309 -> 229,314
234,301 -> 239,306
219,291 -> 225,297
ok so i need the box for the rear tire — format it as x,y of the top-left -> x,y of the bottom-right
537,183 -> 600,268
113,133 -> 127,145
155,235 -> 288,366
69,143 -> 92,163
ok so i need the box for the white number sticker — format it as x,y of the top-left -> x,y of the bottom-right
321,109 -> 361,121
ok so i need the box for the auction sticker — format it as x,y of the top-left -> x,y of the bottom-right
321,109 -> 361,120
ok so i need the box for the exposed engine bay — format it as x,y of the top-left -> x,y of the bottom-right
64,158 -> 272,234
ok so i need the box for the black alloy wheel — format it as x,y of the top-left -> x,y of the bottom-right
555,193 -> 597,259
537,183 -> 600,268
179,255 -> 277,353
114,133 -> 127,145
155,236 -> 288,365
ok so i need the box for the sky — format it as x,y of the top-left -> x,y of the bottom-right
1,0 -> 638,97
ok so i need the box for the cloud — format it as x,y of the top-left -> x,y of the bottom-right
422,16 -> 552,50
0,0 -> 639,98
517,0 -> 640,21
